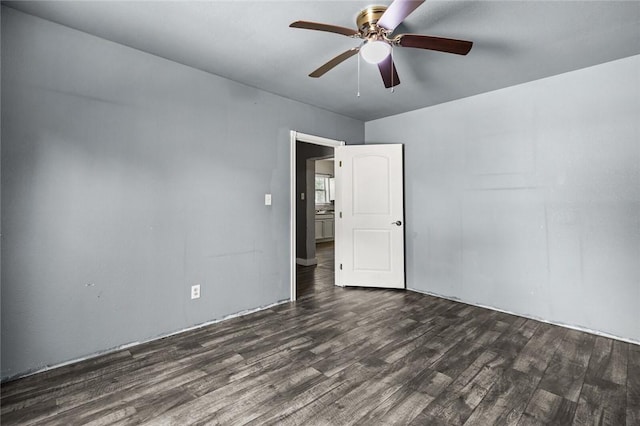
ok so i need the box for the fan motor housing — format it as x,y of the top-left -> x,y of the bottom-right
356,6 -> 387,34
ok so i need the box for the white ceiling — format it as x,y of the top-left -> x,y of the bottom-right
6,0 -> 640,121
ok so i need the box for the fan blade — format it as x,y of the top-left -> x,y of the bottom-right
290,21 -> 359,37
398,34 -> 473,55
377,0 -> 425,31
378,55 -> 400,88
309,48 -> 360,78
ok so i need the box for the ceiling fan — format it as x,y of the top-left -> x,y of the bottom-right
289,0 -> 473,88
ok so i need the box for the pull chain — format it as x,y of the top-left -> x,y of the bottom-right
357,50 -> 361,97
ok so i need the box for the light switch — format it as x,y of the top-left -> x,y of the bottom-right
265,194 -> 272,205
301,193 -> 305,200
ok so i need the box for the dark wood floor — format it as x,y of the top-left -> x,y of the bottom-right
2,242 -> 639,425
296,241 -> 335,300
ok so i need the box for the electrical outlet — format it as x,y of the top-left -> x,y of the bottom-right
191,284 -> 201,299
265,193 -> 272,205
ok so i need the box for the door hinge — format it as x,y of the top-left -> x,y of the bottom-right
340,263 -> 343,270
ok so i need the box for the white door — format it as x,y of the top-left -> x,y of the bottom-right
335,144 -> 404,289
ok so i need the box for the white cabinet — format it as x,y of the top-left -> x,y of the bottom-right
324,218 -> 334,238
315,215 -> 335,241
315,220 -> 324,240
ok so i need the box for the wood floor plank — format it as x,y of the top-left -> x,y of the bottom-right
433,340 -> 487,373
67,388 -> 196,426
143,362 -> 309,425
537,329 -> 595,403
572,381 -> 627,426
361,390 -> 436,425
464,367 -> 541,425
198,366 -> 325,425
5,366 -> 207,426
571,337 -> 629,426
241,373 -> 345,426
627,344 -> 640,426
405,368 -> 453,398
270,363 -> 377,426
512,323 -> 567,376
418,349 -> 507,425
518,388 -> 576,425
489,317 -> 541,361
585,337 -> 628,386
0,350 -> 136,409
352,368 -> 449,425
309,367 -> 407,424
1,242 -> 636,425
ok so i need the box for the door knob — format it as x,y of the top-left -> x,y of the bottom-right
392,220 -> 402,226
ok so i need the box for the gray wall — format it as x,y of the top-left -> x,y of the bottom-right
0,7 -> 363,380
295,142 -> 333,261
366,54 -> 640,342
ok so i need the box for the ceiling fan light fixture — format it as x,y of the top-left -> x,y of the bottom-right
290,0 -> 473,89
360,40 -> 391,64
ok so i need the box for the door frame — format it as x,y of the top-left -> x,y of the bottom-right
290,131 -> 345,302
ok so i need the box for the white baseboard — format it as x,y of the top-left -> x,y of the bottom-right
296,257 -> 317,266
408,287 -> 640,346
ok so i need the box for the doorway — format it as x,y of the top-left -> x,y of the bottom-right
290,131 -> 344,301
298,156 -> 335,299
